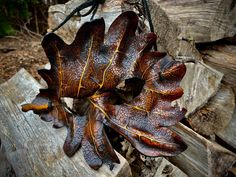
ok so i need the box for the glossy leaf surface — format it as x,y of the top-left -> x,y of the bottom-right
22,11 -> 187,170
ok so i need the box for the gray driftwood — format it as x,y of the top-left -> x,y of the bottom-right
188,84 -> 235,136
0,69 -> 131,177
170,123 -> 236,177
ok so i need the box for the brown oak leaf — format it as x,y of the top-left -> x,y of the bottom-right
22,11 -> 187,170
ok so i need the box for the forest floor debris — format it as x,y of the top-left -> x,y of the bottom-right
0,33 -> 48,84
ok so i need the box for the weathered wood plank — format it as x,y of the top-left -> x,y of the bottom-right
0,69 -> 131,177
174,62 -> 223,117
170,123 -> 236,177
0,141 -> 15,177
188,84 -> 235,135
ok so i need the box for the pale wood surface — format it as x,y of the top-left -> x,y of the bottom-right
148,0 -> 202,60
217,108 -> 236,149
175,62 -> 223,117
0,69 -> 131,177
200,44 -> 236,88
147,0 -> 236,61
188,84 -> 235,136
0,142 -> 14,177
153,157 -> 188,177
170,123 -> 236,177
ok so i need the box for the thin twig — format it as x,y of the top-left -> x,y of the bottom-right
90,3 -> 99,20
142,0 -> 157,51
51,0 -> 95,33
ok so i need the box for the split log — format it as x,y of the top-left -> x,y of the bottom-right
217,108 -> 236,150
188,84 -> 235,136
170,123 -> 236,177
147,0 -> 202,60
174,62 -> 223,117
149,0 -> 236,43
200,44 -> 236,88
0,69 -> 131,177
145,0 -> 236,60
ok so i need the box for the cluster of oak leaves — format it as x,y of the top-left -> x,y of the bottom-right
22,11 -> 187,170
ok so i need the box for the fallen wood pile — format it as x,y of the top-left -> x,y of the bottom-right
0,0 -> 236,176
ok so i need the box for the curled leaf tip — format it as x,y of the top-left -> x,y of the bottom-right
21,103 -> 51,112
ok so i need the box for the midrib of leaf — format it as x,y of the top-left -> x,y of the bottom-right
88,99 -> 168,145
124,103 -> 148,113
77,37 -> 94,98
141,64 -> 153,80
88,114 -> 102,159
144,87 -> 178,95
97,32 -> 126,91
123,103 -> 171,118
89,99 -> 109,118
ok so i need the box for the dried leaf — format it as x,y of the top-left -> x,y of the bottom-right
22,11 -> 187,170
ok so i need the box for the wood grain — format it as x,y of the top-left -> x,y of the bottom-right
148,0 -> 202,60
200,44 -> 236,88
217,108 -> 236,149
170,123 -> 236,177
188,84 -> 235,136
153,157 -> 188,177
151,0 -> 236,43
0,69 -> 131,177
175,62 -> 223,117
